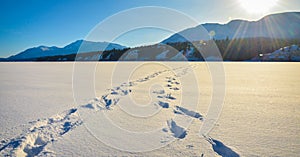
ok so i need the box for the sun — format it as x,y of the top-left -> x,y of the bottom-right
239,0 -> 278,14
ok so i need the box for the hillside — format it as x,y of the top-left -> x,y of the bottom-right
8,40 -> 126,60
251,45 -> 300,61
162,12 -> 300,43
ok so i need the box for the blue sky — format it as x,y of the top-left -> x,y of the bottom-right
0,0 -> 299,57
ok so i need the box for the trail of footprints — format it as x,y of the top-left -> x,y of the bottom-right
151,74 -> 204,140
0,108 -> 82,156
0,65 -> 239,156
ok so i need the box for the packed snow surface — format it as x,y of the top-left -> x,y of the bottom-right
0,62 -> 299,156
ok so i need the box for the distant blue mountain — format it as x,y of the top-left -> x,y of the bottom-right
162,12 -> 300,43
8,40 -> 126,60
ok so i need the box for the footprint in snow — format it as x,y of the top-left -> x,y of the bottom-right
174,106 -> 203,120
167,119 -> 187,139
204,135 -> 240,157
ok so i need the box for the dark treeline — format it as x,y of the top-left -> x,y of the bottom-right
33,37 -> 300,61
215,37 -> 300,60
167,37 -> 300,61
35,48 -> 130,61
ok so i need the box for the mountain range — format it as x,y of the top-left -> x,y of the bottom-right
4,12 -> 300,61
162,12 -> 300,43
8,40 -> 126,60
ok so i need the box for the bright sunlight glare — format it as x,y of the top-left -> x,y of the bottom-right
239,0 -> 279,14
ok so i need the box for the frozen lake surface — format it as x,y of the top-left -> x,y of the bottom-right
0,62 -> 299,156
